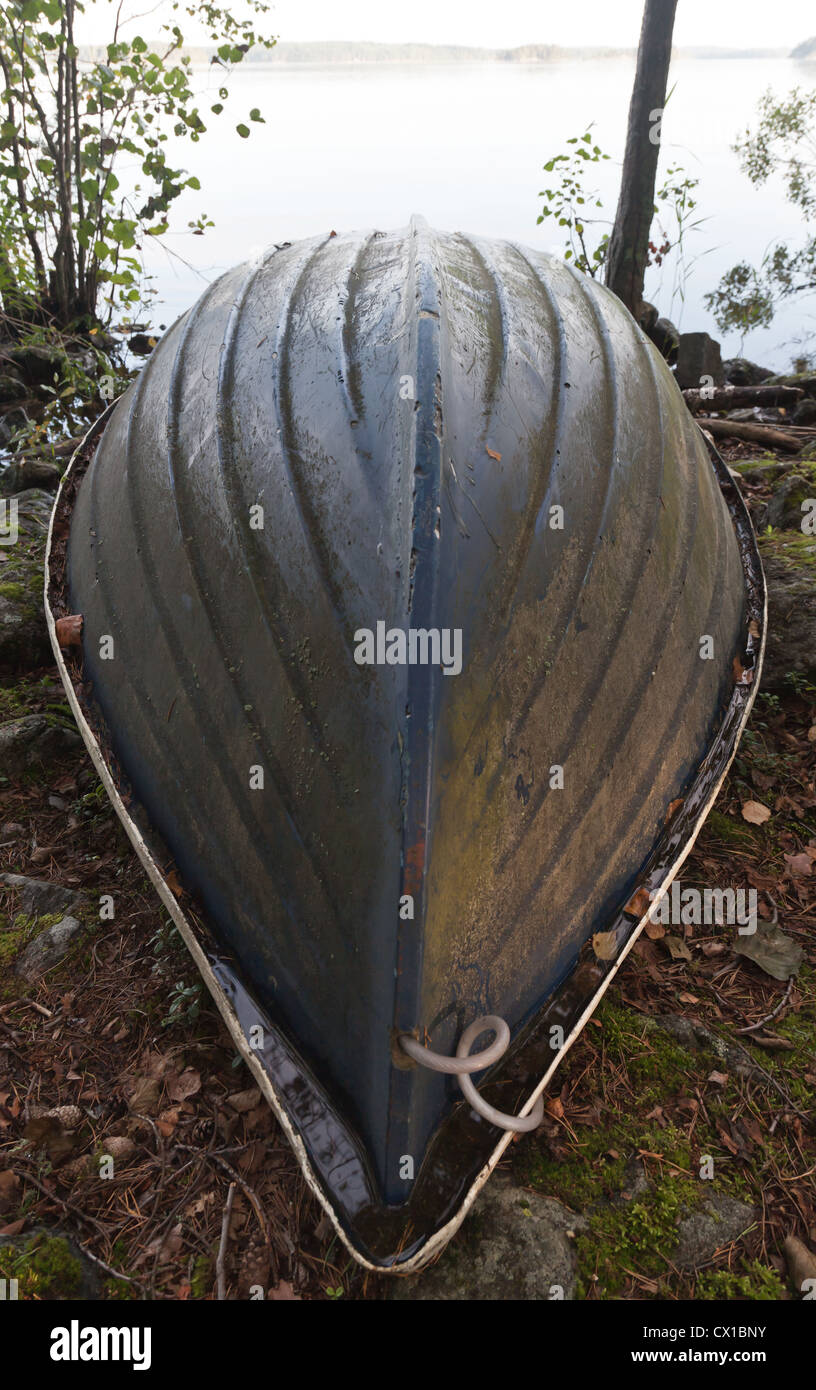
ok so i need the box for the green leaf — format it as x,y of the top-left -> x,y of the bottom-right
249,107 -> 264,123
236,123 -> 250,138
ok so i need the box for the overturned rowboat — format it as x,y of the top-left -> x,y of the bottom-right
46,218 -> 764,1272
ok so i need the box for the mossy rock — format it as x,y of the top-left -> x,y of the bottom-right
0,1227 -> 100,1299
0,487 -> 53,673
758,531 -> 816,692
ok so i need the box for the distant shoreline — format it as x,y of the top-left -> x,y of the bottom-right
78,40 -> 805,66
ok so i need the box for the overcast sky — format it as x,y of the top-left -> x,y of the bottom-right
75,0 -> 814,51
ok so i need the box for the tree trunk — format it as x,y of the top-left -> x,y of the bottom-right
605,0 -> 678,320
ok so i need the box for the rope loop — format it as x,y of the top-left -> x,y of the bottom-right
398,1014 -> 545,1133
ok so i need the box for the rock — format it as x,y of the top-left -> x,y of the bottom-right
648,1015 -> 759,1079
7,344 -> 68,386
128,331 -> 157,356
0,456 -> 61,496
0,372 -> 27,404
389,1176 -> 587,1300
0,487 -> 54,672
675,1194 -> 756,1270
0,1225 -> 100,1299
765,474 -> 812,530
1,873 -> 84,917
675,331 -> 725,391
759,536 -> 816,690
793,397 -> 816,426
799,440 -> 816,461
0,407 -> 30,448
653,317 -> 680,365
639,301 -> 659,333
0,715 -> 82,779
14,915 -> 81,981
722,357 -> 774,386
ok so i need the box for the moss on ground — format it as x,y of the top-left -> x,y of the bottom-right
695,1261 -> 786,1300
0,1232 -> 83,1298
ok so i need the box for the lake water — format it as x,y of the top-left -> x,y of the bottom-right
143,55 -> 816,370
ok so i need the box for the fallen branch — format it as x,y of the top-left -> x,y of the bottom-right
683,384 -> 803,412
695,417 -> 806,453
216,1181 -> 236,1301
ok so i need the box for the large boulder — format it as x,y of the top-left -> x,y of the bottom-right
759,534 -> 816,691
722,357 -> 774,386
0,487 -> 53,672
0,714 -> 81,778
14,915 -> 82,982
389,1177 -> 587,1300
675,331 -> 725,390
0,456 -> 61,496
1,873 -> 84,917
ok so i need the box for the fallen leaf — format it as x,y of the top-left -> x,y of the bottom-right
166,1067 -> 201,1103
486,446 -> 501,461
662,934 -> 692,961
624,886 -> 652,919
0,1170 -> 19,1211
0,1219 -> 25,1237
165,869 -> 183,898
225,1088 -> 262,1114
545,1097 -> 564,1120
665,798 -> 683,824
784,852 -> 812,878
644,919 -> 666,940
748,619 -> 761,639
734,921 -> 804,982
55,613 -> 83,648
708,1070 -> 728,1086
733,656 -> 753,685
741,799 -> 771,825
156,1106 -> 181,1137
269,1281 -> 301,1301
591,931 -> 618,961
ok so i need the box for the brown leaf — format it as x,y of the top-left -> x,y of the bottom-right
486,446 -> 501,461
733,656 -> 753,685
708,1070 -> 728,1086
166,1067 -> 201,1103
741,799 -> 771,825
644,919 -> 665,940
662,934 -> 692,961
55,613 -> 83,648
748,619 -> 761,639
624,886 -> 652,919
127,1076 -> 161,1115
665,798 -> 683,824
165,869 -> 183,898
784,852 -> 812,878
591,931 -> 618,961
156,1106 -> 181,1137
545,1097 -> 564,1120
269,1281 -> 301,1301
225,1087 -> 262,1114
0,1170 -> 19,1211
0,1218 -> 25,1237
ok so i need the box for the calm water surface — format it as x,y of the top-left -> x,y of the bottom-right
141,55 -> 816,369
